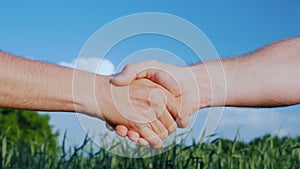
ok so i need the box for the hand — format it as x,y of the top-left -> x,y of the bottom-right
82,75 -> 178,149
109,60 -> 211,141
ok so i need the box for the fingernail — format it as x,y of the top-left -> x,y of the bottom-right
120,127 -> 127,134
138,138 -> 149,146
116,126 -> 127,137
128,130 -> 139,139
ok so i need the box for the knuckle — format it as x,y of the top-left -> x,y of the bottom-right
168,122 -> 177,134
176,116 -> 189,128
150,93 -> 165,109
160,129 -> 168,139
179,121 -> 188,128
132,123 -> 145,132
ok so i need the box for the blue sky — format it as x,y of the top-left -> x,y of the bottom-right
1,0 -> 300,146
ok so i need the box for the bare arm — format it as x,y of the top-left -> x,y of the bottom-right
191,37 -> 300,107
0,51 -> 80,111
0,51 -> 178,148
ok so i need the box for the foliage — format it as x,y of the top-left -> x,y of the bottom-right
1,132 -> 299,169
0,109 -> 59,159
0,108 -> 299,168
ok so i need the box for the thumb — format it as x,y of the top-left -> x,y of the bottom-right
112,63 -> 149,86
112,71 -> 136,86
112,60 -> 181,96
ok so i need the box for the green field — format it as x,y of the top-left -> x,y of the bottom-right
1,109 -> 300,169
1,132 -> 300,169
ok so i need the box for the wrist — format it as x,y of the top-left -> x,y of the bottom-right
72,70 -> 112,120
189,64 -> 212,108
190,61 -> 227,108
94,75 -> 113,120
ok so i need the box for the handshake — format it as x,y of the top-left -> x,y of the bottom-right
86,37 -> 300,149
1,50 -> 221,149
85,60 -> 223,149
1,37 -> 299,149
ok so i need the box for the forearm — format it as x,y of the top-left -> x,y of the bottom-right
192,37 -> 300,107
0,51 -> 92,113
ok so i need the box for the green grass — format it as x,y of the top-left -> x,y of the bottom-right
1,131 -> 300,169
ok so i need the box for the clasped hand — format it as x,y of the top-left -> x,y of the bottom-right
103,60 -> 207,148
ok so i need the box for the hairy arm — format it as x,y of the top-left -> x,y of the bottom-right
191,37 -> 300,107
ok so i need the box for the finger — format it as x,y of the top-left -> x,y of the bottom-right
105,122 -> 114,131
115,125 -> 128,137
176,116 -> 190,128
127,130 -> 140,142
162,88 -> 188,129
138,138 -> 149,146
152,70 -> 181,96
163,89 -> 190,128
150,119 -> 168,140
112,62 -> 149,86
139,126 -> 162,149
113,61 -> 181,97
148,91 -> 169,139
112,60 -> 163,86
157,108 -> 177,135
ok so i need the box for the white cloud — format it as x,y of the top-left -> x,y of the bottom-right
220,107 -> 280,127
217,106 -> 300,141
59,57 -> 115,75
